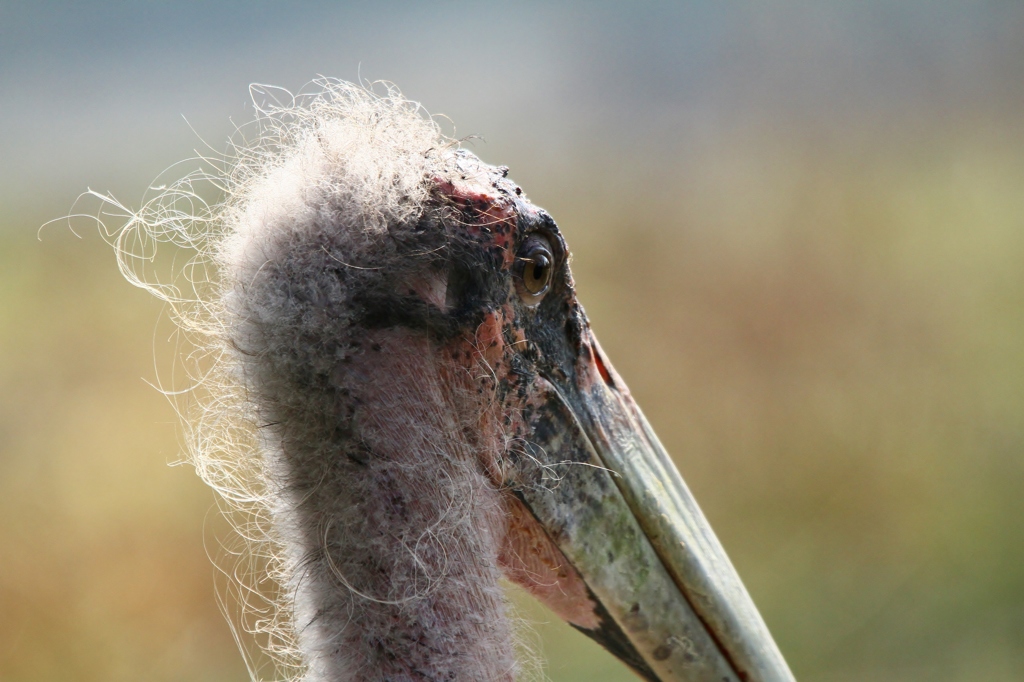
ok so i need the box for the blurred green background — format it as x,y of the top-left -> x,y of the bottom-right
3,2 -> 1023,680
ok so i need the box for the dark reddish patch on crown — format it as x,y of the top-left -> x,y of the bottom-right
433,174 -> 518,270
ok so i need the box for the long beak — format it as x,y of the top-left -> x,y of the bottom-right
510,332 -> 796,682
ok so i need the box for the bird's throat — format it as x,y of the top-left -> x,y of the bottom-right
265,328 -> 518,681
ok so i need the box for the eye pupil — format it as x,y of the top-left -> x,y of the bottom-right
526,255 -> 549,291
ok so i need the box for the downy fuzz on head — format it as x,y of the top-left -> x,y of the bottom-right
91,79 -> 571,681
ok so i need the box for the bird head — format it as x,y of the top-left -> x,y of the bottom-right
214,86 -> 794,682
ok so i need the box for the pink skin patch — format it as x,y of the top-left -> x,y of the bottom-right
575,331 -> 623,395
475,311 -> 506,369
425,180 -> 603,631
499,494 -> 602,630
434,176 -> 518,268
436,318 -> 601,631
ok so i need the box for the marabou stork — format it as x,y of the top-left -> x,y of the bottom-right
124,81 -> 796,682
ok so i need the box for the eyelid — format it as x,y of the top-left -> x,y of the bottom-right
519,233 -> 557,260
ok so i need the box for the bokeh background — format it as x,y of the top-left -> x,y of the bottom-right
3,2 -> 1024,680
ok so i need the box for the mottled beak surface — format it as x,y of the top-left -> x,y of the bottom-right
511,331 -> 796,682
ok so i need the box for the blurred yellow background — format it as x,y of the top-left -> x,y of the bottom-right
3,3 -> 1023,681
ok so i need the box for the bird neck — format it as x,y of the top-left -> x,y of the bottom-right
267,328 -> 517,682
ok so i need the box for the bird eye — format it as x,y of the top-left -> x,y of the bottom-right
514,235 -> 555,304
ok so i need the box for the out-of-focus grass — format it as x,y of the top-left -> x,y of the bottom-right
0,232 -> 246,681
556,124 -> 1024,681
2,119 -> 1023,681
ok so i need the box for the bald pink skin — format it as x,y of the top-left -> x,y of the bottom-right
433,176 -> 602,630
433,176 -> 518,268
455,305 -> 601,630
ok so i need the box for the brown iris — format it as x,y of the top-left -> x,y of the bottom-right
514,235 -> 554,304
